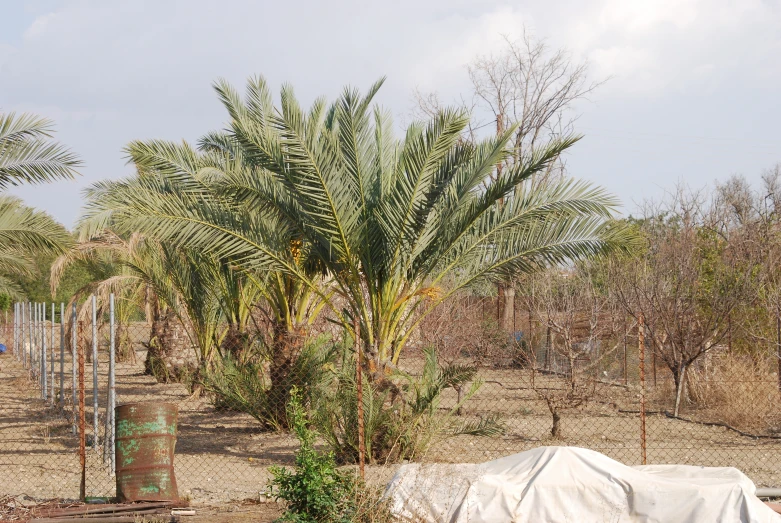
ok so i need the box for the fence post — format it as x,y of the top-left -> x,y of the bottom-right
42,303 -> 47,401
33,303 -> 38,381
13,303 -> 18,362
109,293 -> 116,474
21,303 -> 25,367
51,303 -> 55,403
19,303 -> 23,365
353,316 -> 365,480
28,302 -> 32,371
638,312 -> 647,466
72,303 -> 78,435
78,320 -> 86,502
60,303 -> 65,410
92,295 -> 98,451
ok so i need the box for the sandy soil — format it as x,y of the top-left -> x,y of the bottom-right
1,338 -> 779,508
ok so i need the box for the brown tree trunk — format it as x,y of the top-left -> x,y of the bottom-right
267,321 -> 304,427
221,323 -> 247,361
673,363 -> 687,417
144,303 -> 194,383
551,409 -> 562,439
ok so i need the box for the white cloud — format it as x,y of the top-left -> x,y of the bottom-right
1,0 -> 780,225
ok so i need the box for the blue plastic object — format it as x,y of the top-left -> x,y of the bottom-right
0,344 -> 6,354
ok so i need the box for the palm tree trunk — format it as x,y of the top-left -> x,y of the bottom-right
144,302 -> 192,383
267,321 -> 303,427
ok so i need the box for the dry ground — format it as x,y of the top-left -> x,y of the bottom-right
1,336 -> 779,509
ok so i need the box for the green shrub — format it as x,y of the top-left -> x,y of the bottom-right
268,388 -> 370,523
314,347 -> 504,464
203,337 -> 336,430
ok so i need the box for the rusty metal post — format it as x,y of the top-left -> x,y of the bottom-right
78,320 -> 86,501
638,313 -> 647,465
353,317 -> 365,480
72,303 -> 78,435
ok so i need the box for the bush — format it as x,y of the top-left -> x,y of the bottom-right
203,336 -> 336,430
268,388 -> 392,523
313,347 -> 504,464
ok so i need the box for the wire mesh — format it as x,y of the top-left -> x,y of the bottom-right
0,296 -> 779,504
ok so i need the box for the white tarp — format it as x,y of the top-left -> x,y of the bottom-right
386,446 -> 781,522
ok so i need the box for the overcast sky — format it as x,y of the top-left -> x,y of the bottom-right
2,0 -> 780,227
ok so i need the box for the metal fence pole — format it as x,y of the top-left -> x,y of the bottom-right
33,303 -> 37,381
36,303 -> 40,381
28,302 -> 32,372
13,303 -> 18,361
92,295 -> 98,451
36,303 -> 41,386
72,303 -> 78,435
42,303 -> 47,401
51,303 -> 55,403
77,321 -> 86,502
109,293 -> 116,474
60,303 -> 65,410
20,303 -> 25,367
639,312 -> 647,466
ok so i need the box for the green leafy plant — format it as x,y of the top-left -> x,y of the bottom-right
268,388 -> 358,523
314,347 -> 504,464
204,337 -> 336,430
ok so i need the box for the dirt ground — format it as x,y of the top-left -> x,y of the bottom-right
1,336 -> 780,511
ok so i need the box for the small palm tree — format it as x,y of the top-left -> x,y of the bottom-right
79,142 -> 329,420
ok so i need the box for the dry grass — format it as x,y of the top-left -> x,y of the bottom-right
687,354 -> 781,434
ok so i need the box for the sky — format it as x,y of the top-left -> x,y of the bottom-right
1,0 -> 780,227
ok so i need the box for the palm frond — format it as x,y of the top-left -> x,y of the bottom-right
0,112 -> 81,189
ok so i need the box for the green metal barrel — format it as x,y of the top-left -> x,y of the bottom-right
115,402 -> 179,502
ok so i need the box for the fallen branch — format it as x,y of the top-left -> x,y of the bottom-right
662,411 -> 781,440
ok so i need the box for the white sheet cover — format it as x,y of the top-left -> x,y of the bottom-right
386,446 -> 781,522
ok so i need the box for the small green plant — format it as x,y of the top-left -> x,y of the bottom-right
268,388 -> 357,523
314,347 -> 504,464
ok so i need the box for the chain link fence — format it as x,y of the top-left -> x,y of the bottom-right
0,295 -> 779,504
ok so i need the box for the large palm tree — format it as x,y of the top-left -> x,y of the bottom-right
95,77 -> 635,383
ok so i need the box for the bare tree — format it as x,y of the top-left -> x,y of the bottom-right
612,187 -> 755,415
414,28 -> 606,334
712,167 -> 781,390
521,267 -> 622,438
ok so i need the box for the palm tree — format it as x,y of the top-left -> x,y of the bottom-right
0,195 -> 71,296
0,112 -> 80,295
102,77 -> 636,385
79,142 -> 329,419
